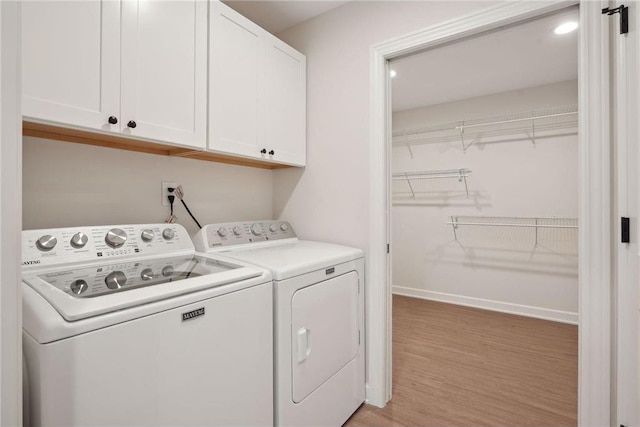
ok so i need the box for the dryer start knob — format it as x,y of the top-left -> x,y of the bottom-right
105,271 -> 127,290
105,228 -> 127,248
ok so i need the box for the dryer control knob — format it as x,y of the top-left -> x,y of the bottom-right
162,228 -> 175,240
250,223 -> 262,236
105,228 -> 127,248
36,235 -> 57,252
140,268 -> 154,281
269,224 -> 277,232
232,226 -> 242,236
105,271 -> 127,290
217,227 -> 228,237
162,265 -> 174,277
280,223 -> 289,232
140,229 -> 155,242
70,232 -> 88,249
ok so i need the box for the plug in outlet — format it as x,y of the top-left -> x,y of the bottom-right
161,181 -> 178,206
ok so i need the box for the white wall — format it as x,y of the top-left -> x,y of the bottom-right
274,1 -> 498,250
0,1 -> 22,425
391,80 -> 579,321
23,138 -> 274,236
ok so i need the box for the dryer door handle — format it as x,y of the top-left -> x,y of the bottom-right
296,327 -> 312,363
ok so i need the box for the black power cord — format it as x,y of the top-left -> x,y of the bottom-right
168,185 -> 202,229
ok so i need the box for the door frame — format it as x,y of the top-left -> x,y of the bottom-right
367,1 -> 612,425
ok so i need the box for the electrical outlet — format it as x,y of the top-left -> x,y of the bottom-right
161,181 -> 178,206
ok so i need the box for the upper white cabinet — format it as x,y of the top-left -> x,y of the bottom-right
22,0 -> 207,149
209,2 -> 264,159
265,36 -> 306,166
22,1 -> 121,133
120,0 -> 207,147
209,1 -> 306,166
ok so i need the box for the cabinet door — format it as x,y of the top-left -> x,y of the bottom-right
22,1 -> 120,132
265,36 -> 306,166
120,0 -> 207,149
209,1 -> 265,160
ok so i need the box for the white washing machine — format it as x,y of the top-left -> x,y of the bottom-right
193,221 -> 365,427
22,223 -> 274,427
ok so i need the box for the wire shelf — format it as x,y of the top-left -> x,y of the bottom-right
393,105 -> 578,152
393,169 -> 471,199
447,216 -> 578,245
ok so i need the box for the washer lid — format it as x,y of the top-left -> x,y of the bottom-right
22,254 -> 265,321
218,241 -> 363,280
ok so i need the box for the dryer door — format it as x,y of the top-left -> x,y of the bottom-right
291,271 -> 359,403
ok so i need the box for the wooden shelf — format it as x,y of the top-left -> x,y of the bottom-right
22,121 -> 295,170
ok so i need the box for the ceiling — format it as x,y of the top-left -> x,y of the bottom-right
222,1 -> 349,34
391,8 -> 579,112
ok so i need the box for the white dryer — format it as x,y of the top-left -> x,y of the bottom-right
22,223 -> 274,427
193,221 -> 365,427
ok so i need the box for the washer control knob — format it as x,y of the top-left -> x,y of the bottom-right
140,229 -> 155,242
162,228 -> 175,240
232,226 -> 242,236
105,228 -> 127,248
70,232 -> 88,249
69,279 -> 88,295
36,235 -> 57,252
162,265 -> 174,277
280,223 -> 289,232
105,271 -> 127,290
269,224 -> 277,232
140,268 -> 154,281
250,223 -> 262,236
217,227 -> 228,237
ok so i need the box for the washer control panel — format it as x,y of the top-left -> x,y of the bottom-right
22,224 -> 192,269
195,221 -> 296,250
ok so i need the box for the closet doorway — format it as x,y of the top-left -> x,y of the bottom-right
360,3 -> 611,424
390,8 -> 578,425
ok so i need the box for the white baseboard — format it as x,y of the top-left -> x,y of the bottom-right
392,286 -> 579,325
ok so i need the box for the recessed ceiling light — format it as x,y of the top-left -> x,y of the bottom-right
390,70 -> 397,78
554,21 -> 578,35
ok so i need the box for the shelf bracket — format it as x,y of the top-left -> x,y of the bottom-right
531,119 -> 536,146
451,215 -> 458,240
460,169 -> 470,198
405,173 -> 416,199
458,123 -> 466,152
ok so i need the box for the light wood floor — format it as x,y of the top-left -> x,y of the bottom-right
345,296 -> 578,426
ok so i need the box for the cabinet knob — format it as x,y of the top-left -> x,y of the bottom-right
268,150 -> 275,156
127,120 -> 137,129
108,116 -> 118,125
260,148 -> 267,154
